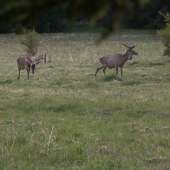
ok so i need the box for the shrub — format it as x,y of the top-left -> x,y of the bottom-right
157,12 -> 170,57
21,28 -> 39,56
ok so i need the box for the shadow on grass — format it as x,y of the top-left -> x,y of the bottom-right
0,79 -> 12,85
102,75 -> 122,82
47,103 -> 79,112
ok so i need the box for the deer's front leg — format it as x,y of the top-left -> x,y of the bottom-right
18,66 -> 21,79
115,66 -> 118,75
26,68 -> 30,80
18,69 -> 20,79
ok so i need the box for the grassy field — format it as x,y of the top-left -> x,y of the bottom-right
0,28 -> 170,170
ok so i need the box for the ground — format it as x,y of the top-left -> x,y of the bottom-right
0,28 -> 170,169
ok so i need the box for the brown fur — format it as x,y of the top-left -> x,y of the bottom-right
17,55 -> 43,80
95,43 -> 138,77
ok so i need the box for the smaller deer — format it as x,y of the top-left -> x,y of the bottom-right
95,42 -> 138,77
17,55 -> 43,80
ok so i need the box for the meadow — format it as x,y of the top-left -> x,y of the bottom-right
0,27 -> 170,170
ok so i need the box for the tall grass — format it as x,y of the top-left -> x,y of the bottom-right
0,28 -> 170,169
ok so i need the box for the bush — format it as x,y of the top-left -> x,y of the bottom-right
157,12 -> 170,57
21,28 -> 39,56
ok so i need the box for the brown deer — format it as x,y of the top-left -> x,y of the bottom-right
95,42 -> 138,77
17,55 -> 43,80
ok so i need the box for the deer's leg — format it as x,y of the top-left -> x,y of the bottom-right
18,67 -> 20,79
115,66 -> 118,75
120,67 -> 123,77
95,64 -> 104,76
27,68 -> 30,80
103,66 -> 107,76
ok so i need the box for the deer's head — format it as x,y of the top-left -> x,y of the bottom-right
121,42 -> 138,60
31,63 -> 35,74
25,59 -> 42,74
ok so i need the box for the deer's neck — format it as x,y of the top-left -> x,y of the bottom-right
121,51 -> 129,64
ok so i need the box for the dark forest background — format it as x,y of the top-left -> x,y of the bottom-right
0,0 -> 170,33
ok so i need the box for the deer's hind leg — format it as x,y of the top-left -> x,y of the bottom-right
103,66 -> 107,76
120,67 -> 123,77
95,64 -> 104,76
115,66 -> 118,75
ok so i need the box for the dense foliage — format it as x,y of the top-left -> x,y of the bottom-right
157,12 -> 170,57
124,0 -> 170,29
0,0 -> 170,35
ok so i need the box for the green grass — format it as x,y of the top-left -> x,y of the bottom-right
0,28 -> 170,169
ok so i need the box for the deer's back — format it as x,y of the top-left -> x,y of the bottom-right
17,56 -> 33,66
100,54 -> 123,68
